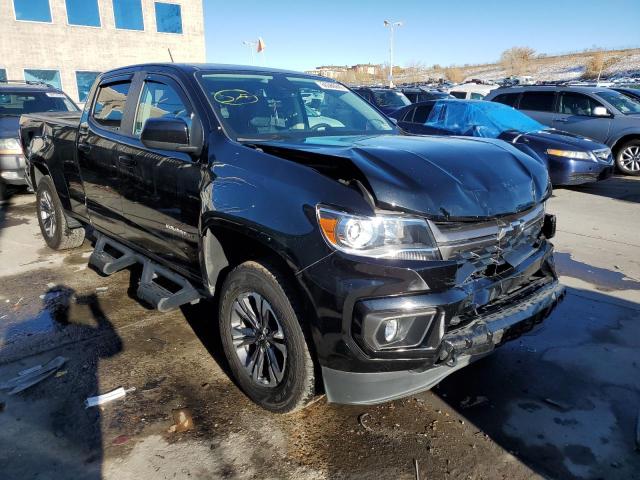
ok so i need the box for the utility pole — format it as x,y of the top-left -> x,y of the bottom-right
383,20 -> 403,88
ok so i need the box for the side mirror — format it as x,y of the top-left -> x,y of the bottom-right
388,117 -> 399,125
140,117 -> 197,152
592,106 -> 611,117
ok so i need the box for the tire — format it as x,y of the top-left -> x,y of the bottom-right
0,180 -> 6,202
36,176 -> 85,250
615,140 -> 640,176
218,261 -> 316,413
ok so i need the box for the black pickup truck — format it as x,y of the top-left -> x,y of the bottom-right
20,64 -> 564,412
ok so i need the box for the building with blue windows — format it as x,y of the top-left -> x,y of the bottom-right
1,0 -> 204,102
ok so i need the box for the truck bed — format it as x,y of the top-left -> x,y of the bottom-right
21,111 -> 82,129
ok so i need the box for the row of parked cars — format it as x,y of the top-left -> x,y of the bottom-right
348,83 -> 640,182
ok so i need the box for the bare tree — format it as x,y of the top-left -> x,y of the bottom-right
500,47 -> 536,75
444,67 -> 466,83
583,51 -> 619,80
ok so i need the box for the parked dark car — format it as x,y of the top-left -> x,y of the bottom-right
352,86 -> 411,115
391,99 -> 614,185
485,85 -> 640,175
20,64 -> 562,412
400,87 -> 452,103
0,81 -> 78,199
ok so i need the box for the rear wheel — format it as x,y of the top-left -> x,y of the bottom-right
36,176 -> 85,250
616,140 -> 640,176
218,261 -> 316,413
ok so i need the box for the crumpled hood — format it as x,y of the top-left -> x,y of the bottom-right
258,134 -> 550,220
0,116 -> 20,139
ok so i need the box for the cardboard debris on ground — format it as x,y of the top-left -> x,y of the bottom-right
85,387 -> 135,408
168,408 -> 194,433
0,356 -> 67,395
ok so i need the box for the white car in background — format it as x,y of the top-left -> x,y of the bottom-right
448,82 -> 499,100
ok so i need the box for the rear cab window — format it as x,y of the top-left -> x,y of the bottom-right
519,91 -> 555,112
92,80 -> 132,131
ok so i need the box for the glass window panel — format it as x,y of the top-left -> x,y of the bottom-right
155,2 -> 182,34
0,69 -> 7,83
519,92 -> 555,112
112,0 -> 144,30
14,0 -> 52,22
65,0 -> 100,27
134,81 -> 190,136
24,69 -> 62,90
93,81 -> 132,130
76,71 -> 101,103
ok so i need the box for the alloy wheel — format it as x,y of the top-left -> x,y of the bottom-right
39,190 -> 56,238
621,146 -> 640,172
230,292 -> 287,387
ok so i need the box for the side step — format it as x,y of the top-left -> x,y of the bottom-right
90,235 -> 137,275
137,259 -> 201,312
89,234 -> 202,312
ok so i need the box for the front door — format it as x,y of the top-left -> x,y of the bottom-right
78,76 -> 135,236
117,73 -> 202,276
552,91 -> 612,142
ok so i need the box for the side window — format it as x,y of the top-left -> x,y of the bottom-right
559,92 -> 603,116
470,92 -> 484,100
493,93 -> 519,107
133,80 -> 191,137
412,105 -> 434,124
92,81 -> 132,130
401,108 -> 415,122
519,91 -> 555,112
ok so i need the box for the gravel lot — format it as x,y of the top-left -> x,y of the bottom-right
0,176 -> 639,480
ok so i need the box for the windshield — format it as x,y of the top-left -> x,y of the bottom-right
0,91 -> 78,116
425,100 -> 545,137
372,90 -> 411,108
196,72 -> 394,141
597,90 -> 640,114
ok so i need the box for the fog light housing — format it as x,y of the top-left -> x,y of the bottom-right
360,308 -> 438,351
383,319 -> 399,342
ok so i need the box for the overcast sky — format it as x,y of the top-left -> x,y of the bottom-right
203,0 -> 640,71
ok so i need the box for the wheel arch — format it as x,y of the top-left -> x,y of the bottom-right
611,133 -> 640,155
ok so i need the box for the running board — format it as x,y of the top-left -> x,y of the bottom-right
89,234 -> 202,312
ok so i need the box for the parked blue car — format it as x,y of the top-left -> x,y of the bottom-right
391,99 -> 614,185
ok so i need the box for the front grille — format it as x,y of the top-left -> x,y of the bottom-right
429,204 -> 544,273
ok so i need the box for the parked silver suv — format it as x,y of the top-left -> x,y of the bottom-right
485,85 -> 640,175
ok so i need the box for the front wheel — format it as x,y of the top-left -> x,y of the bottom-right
218,261 -> 316,413
36,176 -> 85,250
616,140 -> 640,176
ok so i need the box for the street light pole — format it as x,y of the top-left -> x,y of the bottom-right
383,20 -> 403,88
242,40 -> 257,65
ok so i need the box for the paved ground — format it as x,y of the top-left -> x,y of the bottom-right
0,176 -> 639,480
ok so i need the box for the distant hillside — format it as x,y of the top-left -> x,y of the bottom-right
456,48 -> 640,82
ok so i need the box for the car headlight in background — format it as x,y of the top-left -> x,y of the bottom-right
546,148 -> 593,160
0,138 -> 21,153
316,206 -> 440,261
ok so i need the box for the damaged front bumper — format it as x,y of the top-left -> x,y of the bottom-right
322,279 -> 565,405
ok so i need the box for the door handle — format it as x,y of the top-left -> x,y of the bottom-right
118,155 -> 137,167
78,143 -> 92,153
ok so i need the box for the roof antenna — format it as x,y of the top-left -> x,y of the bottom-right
167,48 -> 175,63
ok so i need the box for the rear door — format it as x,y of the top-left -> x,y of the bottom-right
117,72 -> 203,275
552,91 -> 612,142
517,90 -> 557,126
78,74 -> 135,236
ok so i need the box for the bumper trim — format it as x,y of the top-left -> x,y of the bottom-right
323,280 -> 565,405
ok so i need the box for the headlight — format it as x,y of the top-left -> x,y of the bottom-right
0,138 -> 21,152
546,148 -> 593,160
316,206 -> 440,261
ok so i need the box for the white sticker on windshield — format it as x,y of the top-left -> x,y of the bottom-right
46,93 -> 65,98
315,81 -> 348,92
